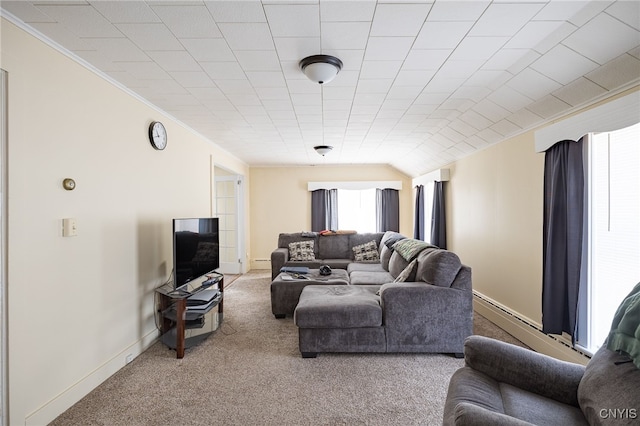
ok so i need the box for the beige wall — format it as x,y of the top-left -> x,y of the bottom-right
1,19 -> 249,425
249,165 -> 412,270
446,132 -> 544,323
444,87 -> 639,326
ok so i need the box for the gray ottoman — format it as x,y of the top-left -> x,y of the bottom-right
294,285 -> 385,358
270,269 -> 349,318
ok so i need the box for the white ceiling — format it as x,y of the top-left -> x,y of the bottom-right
2,1 -> 640,177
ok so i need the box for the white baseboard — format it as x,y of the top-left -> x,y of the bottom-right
25,329 -> 159,426
473,291 -> 590,366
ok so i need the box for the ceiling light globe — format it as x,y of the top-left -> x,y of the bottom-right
299,55 -> 343,85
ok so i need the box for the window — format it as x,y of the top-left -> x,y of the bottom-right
577,123 -> 640,354
337,189 -> 376,233
421,182 -> 435,243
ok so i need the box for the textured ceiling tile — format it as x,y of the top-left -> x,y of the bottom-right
506,108 -> 545,129
530,44 -> 599,85
218,23 -> 274,51
116,23 -> 183,50
263,4 -> 320,37
364,37 -> 414,61
150,5 -> 221,38
35,5 -> 122,37
205,1 -> 267,23
320,0 -> 376,22
370,3 -> 432,37
427,0 -> 489,21
585,54 -> 640,90
170,71 -> 216,88
402,49 -> 452,70
469,3 -> 544,37
321,22 -> 371,50
414,21 -> 474,49
605,0 -> 640,31
563,13 -> 640,65
459,110 -> 493,130
274,37 -> 321,61
526,95 -> 572,119
180,38 -> 235,62
148,51 -> 201,72
506,68 -> 562,101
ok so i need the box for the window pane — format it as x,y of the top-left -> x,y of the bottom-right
588,123 -> 640,352
337,189 -> 376,233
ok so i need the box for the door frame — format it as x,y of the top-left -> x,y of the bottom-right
213,165 -> 245,274
1,68 -> 10,426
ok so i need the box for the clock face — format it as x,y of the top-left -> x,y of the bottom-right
149,121 -> 167,150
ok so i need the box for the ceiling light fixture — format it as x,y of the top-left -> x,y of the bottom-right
299,55 -> 343,84
314,145 -> 333,156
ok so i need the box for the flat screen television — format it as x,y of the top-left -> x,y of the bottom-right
173,218 -> 220,289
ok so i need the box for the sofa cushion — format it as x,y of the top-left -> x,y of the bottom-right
392,238 -> 433,261
288,241 -> 316,261
414,247 -> 462,287
379,244 -> 392,271
578,345 -> 640,425
294,285 -> 382,328
388,251 -> 413,280
349,270 -> 395,285
352,240 -> 380,262
347,263 -> 386,273
500,383 -> 587,425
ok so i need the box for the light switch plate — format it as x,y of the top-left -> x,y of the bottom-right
62,218 -> 77,237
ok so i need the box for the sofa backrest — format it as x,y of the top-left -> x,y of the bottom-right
277,232 -> 384,260
318,234 -> 351,259
414,247 -> 462,287
318,232 -> 384,260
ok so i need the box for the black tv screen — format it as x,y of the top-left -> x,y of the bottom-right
173,218 -> 220,288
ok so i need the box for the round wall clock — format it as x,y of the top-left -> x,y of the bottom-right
148,121 -> 167,150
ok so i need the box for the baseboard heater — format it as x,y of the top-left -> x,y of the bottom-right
473,291 -> 591,365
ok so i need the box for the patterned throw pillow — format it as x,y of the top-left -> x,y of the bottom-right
288,241 -> 315,261
353,240 -> 380,262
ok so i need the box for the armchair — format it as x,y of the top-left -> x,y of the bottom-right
443,335 -> 640,425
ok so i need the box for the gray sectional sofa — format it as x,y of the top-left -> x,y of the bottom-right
270,231 -> 473,357
270,231 -> 384,279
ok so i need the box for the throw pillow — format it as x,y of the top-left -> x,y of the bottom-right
394,259 -> 417,282
353,240 -> 380,262
384,235 -> 406,250
288,241 -> 315,261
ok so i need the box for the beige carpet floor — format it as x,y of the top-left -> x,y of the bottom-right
50,270 -> 528,426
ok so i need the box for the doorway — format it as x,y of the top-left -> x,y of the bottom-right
213,167 -> 245,275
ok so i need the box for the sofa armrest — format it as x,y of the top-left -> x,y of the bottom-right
270,248 -> 289,280
463,335 -> 585,407
452,402 -> 535,426
381,283 -> 473,353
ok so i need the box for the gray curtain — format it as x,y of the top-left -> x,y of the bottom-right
311,189 -> 338,231
414,185 -> 425,240
542,138 -> 585,342
430,181 -> 446,249
376,188 -> 399,232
